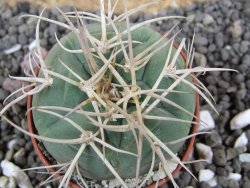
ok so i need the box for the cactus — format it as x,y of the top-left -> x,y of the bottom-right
0,1 -> 235,187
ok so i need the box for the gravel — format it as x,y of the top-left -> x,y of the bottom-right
0,0 -> 250,187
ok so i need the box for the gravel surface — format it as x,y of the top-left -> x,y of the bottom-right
0,0 -> 250,187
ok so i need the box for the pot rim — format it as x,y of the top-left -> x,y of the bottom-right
27,44 -> 200,188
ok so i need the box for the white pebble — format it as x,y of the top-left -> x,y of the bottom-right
0,176 -> 16,188
4,44 -> 22,54
227,173 -> 242,181
108,178 -> 122,188
1,160 -> 32,188
234,132 -> 248,148
196,143 -> 213,164
198,110 -> 215,131
152,160 -> 178,181
230,109 -> 250,130
207,177 -> 217,187
28,39 -> 37,51
7,139 -> 18,150
0,176 -> 8,187
199,169 -> 215,182
239,153 -> 250,162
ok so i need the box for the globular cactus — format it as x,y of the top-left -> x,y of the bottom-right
0,1 -> 234,187
32,22 -> 196,181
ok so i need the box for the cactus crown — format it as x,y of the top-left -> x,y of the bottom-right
0,0 -> 235,187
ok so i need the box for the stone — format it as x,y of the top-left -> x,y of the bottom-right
13,148 -> 26,166
243,180 -> 250,188
152,160 -> 178,181
196,143 -> 213,164
216,167 -> 228,176
226,148 -> 237,161
0,176 -> 16,188
192,161 -> 205,174
198,110 -> 215,131
234,132 -> 248,148
204,131 -> 222,147
221,48 -> 230,61
1,160 -> 32,188
199,169 -> 215,182
28,39 -> 37,51
0,88 -> 9,101
240,41 -> 250,54
203,14 -> 214,25
187,14 -> 195,23
207,177 -> 217,187
194,35 -> 208,46
228,20 -> 243,38
0,176 -> 8,188
213,149 -> 227,166
230,109 -> 250,130
227,173 -> 242,181
242,55 -> 250,65
239,153 -> 250,162
232,159 -> 242,173
3,44 -> 22,55
18,34 -> 28,45
194,52 -> 207,67
109,178 -> 121,188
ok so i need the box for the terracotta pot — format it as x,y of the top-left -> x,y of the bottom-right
27,45 -> 199,188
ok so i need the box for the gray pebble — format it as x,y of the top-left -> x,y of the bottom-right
8,26 -> 18,35
225,165 -> 233,173
221,48 -> 230,61
221,0 -> 233,7
205,131 -> 222,147
1,8 -> 12,19
18,34 -> 28,45
213,149 -> 227,166
194,11 -> 204,23
0,150 -> 4,161
236,89 -> 247,100
13,148 -> 26,166
193,161 -> 206,174
235,74 -> 245,84
215,33 -> 224,48
240,41 -> 250,54
216,167 -> 228,176
196,46 -> 208,54
242,54 -> 250,65
194,35 -> 209,46
227,180 -> 240,188
203,14 -> 214,25
194,52 -> 207,67
199,182 -> 211,188
232,159 -> 241,173
0,88 -> 9,101
243,180 -> 250,188
208,44 -> 216,52
179,172 -> 192,185
0,29 -> 6,37
18,25 -> 27,34
226,148 -> 238,160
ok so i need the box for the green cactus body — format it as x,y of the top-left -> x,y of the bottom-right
32,23 -> 196,180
